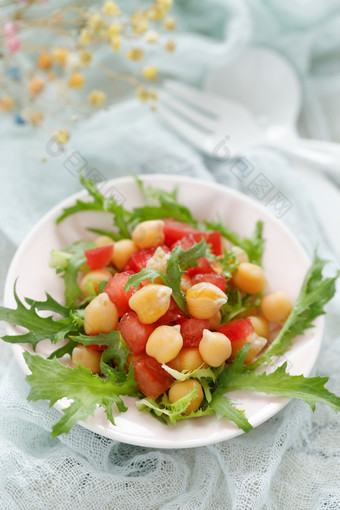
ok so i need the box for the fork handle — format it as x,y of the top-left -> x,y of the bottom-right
268,138 -> 340,180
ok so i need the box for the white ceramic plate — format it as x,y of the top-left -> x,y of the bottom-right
4,174 -> 323,448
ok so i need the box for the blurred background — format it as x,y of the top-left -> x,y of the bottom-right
0,2 -> 340,509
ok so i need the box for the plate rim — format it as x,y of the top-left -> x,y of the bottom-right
4,173 -> 324,448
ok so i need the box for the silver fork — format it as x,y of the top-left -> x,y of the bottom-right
158,80 -> 340,176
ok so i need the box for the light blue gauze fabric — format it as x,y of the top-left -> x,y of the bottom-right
0,1 -> 339,509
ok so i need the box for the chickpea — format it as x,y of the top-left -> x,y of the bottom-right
129,284 -> 172,324
208,310 -> 221,330
168,379 -> 204,413
169,348 -> 207,372
132,220 -> 164,249
261,292 -> 293,323
71,346 -> 102,375
199,329 -> 232,367
180,274 -> 192,292
112,239 -> 138,270
232,246 -> 249,264
249,315 -> 270,338
84,292 -> 118,335
79,269 -> 111,297
146,325 -> 183,363
229,334 -> 267,364
233,262 -> 266,294
94,235 -> 114,248
186,282 -> 228,320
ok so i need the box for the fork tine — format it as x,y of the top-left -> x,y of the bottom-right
157,103 -> 209,151
159,90 -> 219,133
163,80 -> 227,117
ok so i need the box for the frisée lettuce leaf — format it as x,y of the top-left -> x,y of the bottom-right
23,350 -> 139,437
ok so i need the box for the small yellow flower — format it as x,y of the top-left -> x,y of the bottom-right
132,19 -> 148,35
47,71 -> 56,81
147,7 -> 165,20
136,86 -> 153,103
0,95 -> 14,112
165,39 -> 176,51
163,17 -> 176,30
87,13 -> 104,31
157,0 -> 173,9
28,110 -> 43,126
142,66 -> 158,81
110,35 -> 121,51
107,20 -> 123,36
126,48 -> 144,61
88,90 -> 106,106
79,50 -> 92,67
37,53 -> 53,70
102,1 -> 120,16
79,28 -> 94,45
68,72 -> 85,89
53,48 -> 69,65
28,77 -> 45,95
144,30 -> 159,43
55,130 -> 70,144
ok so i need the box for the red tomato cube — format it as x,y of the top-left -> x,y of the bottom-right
218,318 -> 254,342
104,271 -> 135,316
191,273 -> 227,292
118,311 -> 156,355
84,245 -> 113,270
180,318 -> 210,348
128,354 -> 174,399
125,245 -> 170,272
186,257 -> 214,276
155,297 -> 187,326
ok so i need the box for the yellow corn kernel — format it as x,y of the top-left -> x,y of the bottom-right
233,262 -> 266,294
249,315 -> 270,338
132,219 -> 165,249
71,345 -> 102,374
112,239 -> 138,270
145,246 -> 169,273
146,324 -> 183,363
199,329 -> 232,367
79,269 -> 112,297
168,379 -> 204,413
84,292 -> 118,335
208,310 -> 221,330
129,284 -> 172,324
186,282 -> 227,319
94,235 -> 114,248
169,348 -> 207,372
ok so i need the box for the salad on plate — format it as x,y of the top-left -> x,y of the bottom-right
0,175 -> 339,438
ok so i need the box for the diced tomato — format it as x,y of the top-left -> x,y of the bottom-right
125,245 -> 170,272
186,257 -> 214,276
218,318 -> 254,342
118,311 -> 156,355
104,271 -> 135,316
86,344 -> 107,351
205,230 -> 223,257
84,245 -> 113,270
128,353 -> 174,399
171,234 -> 197,251
180,318 -> 210,348
155,297 -> 187,326
163,219 -> 202,247
191,273 -> 227,292
165,220 -> 222,256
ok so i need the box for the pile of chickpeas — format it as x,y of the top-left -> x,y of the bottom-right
71,219 -> 293,414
